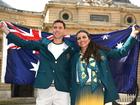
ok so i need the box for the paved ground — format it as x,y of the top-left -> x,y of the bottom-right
0,98 -> 140,105
0,97 -> 35,105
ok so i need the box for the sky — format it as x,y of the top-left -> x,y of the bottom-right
2,0 -> 140,12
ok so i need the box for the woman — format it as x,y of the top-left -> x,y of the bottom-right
71,26 -> 140,105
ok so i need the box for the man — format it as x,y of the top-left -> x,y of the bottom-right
0,20 -> 76,105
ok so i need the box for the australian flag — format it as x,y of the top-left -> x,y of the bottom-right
1,21 -> 139,95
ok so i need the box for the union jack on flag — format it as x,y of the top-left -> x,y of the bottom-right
5,21 -> 53,49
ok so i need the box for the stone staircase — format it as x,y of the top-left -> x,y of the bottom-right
0,97 -> 35,105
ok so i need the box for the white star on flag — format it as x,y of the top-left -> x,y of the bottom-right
30,61 -> 40,77
102,34 -> 110,40
116,42 -> 123,49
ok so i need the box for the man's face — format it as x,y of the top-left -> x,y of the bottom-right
52,22 -> 65,39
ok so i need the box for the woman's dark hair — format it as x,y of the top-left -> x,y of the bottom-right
53,19 -> 66,29
76,30 -> 109,63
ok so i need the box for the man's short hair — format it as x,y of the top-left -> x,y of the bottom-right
53,19 -> 66,29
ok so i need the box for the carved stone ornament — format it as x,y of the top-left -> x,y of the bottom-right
83,0 -> 113,7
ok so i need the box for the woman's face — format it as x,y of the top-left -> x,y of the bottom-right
76,32 -> 90,50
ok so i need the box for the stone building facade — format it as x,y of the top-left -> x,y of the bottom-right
0,0 -> 140,101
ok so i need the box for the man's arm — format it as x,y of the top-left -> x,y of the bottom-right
0,21 -> 41,50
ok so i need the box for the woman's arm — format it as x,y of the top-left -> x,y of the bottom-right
106,25 -> 140,59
